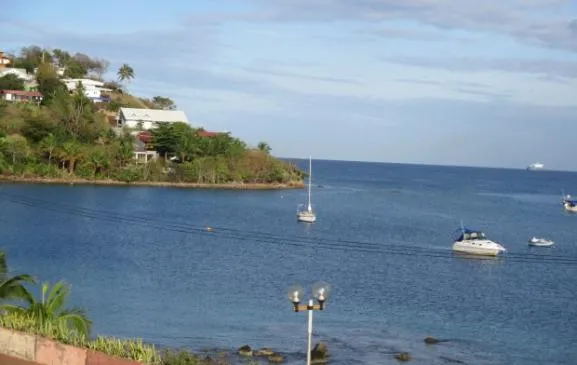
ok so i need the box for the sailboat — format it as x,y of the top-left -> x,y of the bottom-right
297,156 -> 316,223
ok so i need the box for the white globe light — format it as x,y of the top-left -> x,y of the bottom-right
312,281 -> 331,301
287,284 -> 305,304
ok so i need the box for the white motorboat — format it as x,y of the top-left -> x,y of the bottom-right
562,194 -> 577,213
527,162 -> 544,171
452,227 -> 506,257
297,156 -> 316,223
528,237 -> 554,247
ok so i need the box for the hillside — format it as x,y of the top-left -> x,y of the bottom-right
0,46 -> 305,188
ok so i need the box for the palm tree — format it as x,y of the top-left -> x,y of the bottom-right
86,147 -> 108,177
117,64 -> 135,83
58,140 -> 84,174
7,281 -> 91,338
39,134 -> 58,167
0,250 -> 36,306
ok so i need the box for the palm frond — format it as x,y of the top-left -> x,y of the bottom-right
46,281 -> 69,314
58,308 -> 92,337
0,251 -> 7,279
0,274 -> 36,303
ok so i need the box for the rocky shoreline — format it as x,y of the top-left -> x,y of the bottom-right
0,176 -> 305,190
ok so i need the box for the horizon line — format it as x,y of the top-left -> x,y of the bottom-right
277,157 -> 576,173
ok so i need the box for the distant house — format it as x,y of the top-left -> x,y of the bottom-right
133,137 -> 157,163
116,107 -> 189,130
0,52 -> 10,69
0,90 -> 43,103
197,130 -> 223,137
62,78 -> 111,102
0,68 -> 37,90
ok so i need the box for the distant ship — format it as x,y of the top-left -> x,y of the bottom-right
527,162 -> 544,171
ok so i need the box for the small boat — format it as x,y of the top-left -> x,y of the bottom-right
562,194 -> 577,213
452,226 -> 506,257
527,162 -> 544,171
297,156 -> 316,223
528,237 -> 554,247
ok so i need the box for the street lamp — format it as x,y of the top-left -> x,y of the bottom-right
287,281 -> 331,365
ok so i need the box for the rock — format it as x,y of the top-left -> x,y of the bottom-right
255,348 -> 275,357
310,342 -> 329,364
267,354 -> 285,363
238,345 -> 253,357
424,336 -> 440,345
311,342 -> 328,358
394,352 -> 411,362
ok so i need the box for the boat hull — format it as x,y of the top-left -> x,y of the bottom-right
528,242 -> 554,247
452,241 -> 505,257
564,203 -> 577,213
297,213 -> 316,223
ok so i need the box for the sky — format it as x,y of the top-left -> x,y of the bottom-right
2,0 -> 577,170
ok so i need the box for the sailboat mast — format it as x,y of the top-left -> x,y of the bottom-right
307,156 -> 312,211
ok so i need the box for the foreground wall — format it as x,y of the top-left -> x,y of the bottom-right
0,328 -> 143,365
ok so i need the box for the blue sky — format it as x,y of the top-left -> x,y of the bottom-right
3,0 -> 577,170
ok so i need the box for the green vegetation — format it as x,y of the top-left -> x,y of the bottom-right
0,74 -> 25,91
0,46 -> 304,187
6,281 -> 92,338
0,251 -> 35,303
0,249 -> 265,365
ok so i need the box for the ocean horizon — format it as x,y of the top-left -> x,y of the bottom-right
281,157 -> 576,174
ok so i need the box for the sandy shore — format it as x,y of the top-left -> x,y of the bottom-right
0,176 -> 305,190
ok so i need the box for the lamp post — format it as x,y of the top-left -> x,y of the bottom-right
287,281 -> 331,365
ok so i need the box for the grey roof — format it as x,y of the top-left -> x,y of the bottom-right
119,107 -> 189,123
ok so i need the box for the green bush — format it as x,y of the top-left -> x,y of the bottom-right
0,312 -> 160,365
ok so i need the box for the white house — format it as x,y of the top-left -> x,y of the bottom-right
116,107 -> 189,130
62,78 -> 111,101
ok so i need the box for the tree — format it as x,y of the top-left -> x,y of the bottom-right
50,85 -> 95,140
52,49 -> 71,67
6,281 -> 92,338
63,59 -> 87,79
117,64 -> 135,83
0,250 -> 36,306
0,74 -> 25,91
20,46 -> 52,66
257,141 -> 271,154
21,115 -> 57,143
151,122 -> 178,157
58,140 -> 83,173
36,64 -> 66,103
39,134 -> 58,166
102,81 -> 123,93
85,147 -> 108,177
152,96 -> 176,110
1,134 -> 30,165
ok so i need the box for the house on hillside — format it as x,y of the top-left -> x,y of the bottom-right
197,130 -> 224,137
134,136 -> 157,163
62,78 -> 111,102
0,68 -> 37,90
0,52 -> 10,68
0,90 -> 43,103
116,107 -> 189,130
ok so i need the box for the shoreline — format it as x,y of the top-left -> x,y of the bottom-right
0,176 -> 305,190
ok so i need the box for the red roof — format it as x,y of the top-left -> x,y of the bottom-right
0,90 -> 43,97
197,130 -> 221,137
136,131 -> 153,143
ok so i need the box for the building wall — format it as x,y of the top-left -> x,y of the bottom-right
63,79 -> 104,99
124,120 -> 155,130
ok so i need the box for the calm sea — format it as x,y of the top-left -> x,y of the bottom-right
1,160 -> 576,365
